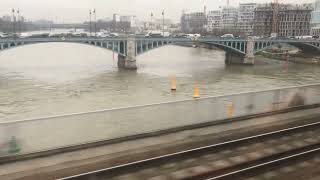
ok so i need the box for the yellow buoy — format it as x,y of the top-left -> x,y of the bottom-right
227,102 -> 234,118
193,83 -> 200,99
171,77 -> 177,91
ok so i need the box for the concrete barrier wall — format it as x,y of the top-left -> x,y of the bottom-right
0,84 -> 320,156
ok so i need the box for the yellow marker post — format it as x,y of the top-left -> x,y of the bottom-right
171,77 -> 177,91
227,102 -> 234,118
193,83 -> 200,99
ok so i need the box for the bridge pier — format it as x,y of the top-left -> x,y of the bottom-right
225,38 -> 255,65
118,37 -> 137,70
243,38 -> 255,65
225,53 -> 245,64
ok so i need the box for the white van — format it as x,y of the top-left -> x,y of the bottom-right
221,34 -> 234,38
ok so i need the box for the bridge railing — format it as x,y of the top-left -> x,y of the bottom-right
0,84 -> 320,157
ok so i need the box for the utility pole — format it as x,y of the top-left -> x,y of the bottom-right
94,9 -> 97,37
89,9 -> 92,36
162,10 -> 165,37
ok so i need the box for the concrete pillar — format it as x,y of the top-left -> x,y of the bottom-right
8,43 -> 11,48
117,37 -> 137,70
225,52 -> 245,65
243,38 -> 254,65
140,42 -> 143,53
0,44 -> 3,50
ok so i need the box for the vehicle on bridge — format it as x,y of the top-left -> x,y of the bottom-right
221,34 -> 234,39
295,35 -> 313,40
0,32 -> 10,39
109,33 -> 119,38
145,31 -> 163,38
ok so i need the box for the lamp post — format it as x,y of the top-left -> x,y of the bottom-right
93,9 -> 97,37
89,9 -> 92,36
17,9 -> 21,34
162,10 -> 165,37
150,13 -> 153,31
12,8 -> 16,36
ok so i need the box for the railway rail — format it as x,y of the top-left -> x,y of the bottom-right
59,121 -> 320,180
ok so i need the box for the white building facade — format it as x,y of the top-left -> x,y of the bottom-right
222,7 -> 238,30
237,3 -> 257,35
207,10 -> 222,31
312,0 -> 320,27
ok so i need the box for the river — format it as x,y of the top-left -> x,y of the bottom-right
0,41 -> 319,121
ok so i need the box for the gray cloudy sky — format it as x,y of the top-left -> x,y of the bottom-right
0,0 -> 314,23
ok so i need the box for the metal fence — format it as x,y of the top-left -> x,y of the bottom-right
1,84 -> 320,157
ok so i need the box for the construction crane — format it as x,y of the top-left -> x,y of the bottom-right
272,0 -> 279,34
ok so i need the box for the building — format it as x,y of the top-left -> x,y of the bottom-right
2,15 -> 12,22
181,11 -> 207,33
237,3 -> 257,35
253,3 -> 313,37
113,14 -> 120,22
207,10 -> 222,31
311,26 -> 320,35
311,0 -> 320,27
221,7 -> 238,30
120,15 -> 137,27
253,4 -> 274,37
277,4 -> 312,37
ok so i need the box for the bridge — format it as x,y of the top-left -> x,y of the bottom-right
1,37 -> 320,69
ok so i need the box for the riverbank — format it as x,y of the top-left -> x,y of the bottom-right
256,51 -> 320,65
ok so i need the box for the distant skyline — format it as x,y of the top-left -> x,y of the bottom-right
0,0 -> 314,23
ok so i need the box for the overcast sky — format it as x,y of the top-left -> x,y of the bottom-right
0,0 -> 314,23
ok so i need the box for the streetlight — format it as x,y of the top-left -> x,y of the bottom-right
162,10 -> 165,37
12,8 -> 16,36
93,9 -> 97,37
150,12 -> 153,31
17,9 -> 20,34
89,9 -> 92,36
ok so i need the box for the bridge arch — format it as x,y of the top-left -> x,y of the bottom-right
253,41 -> 320,55
135,39 -> 247,57
202,41 -> 246,55
0,39 -> 128,56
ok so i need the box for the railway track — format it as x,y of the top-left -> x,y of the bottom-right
58,121 -> 320,180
